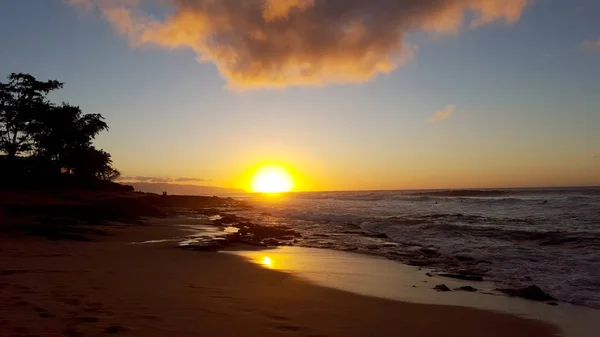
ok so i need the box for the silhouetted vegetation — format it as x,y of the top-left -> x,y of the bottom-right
0,73 -> 128,190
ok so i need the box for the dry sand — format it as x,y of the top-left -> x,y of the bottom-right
0,220 -> 559,337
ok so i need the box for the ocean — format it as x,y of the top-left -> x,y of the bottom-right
234,187 -> 600,309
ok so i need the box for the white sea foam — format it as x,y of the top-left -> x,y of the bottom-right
236,188 -> 600,309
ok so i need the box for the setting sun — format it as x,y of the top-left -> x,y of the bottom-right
250,166 -> 294,193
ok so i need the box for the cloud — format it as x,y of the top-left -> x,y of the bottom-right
583,39 -> 600,51
68,0 -> 530,89
117,176 -> 209,184
430,105 -> 456,123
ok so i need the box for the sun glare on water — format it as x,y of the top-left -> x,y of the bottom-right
250,166 -> 294,193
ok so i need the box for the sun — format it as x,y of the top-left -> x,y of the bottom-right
250,166 -> 294,193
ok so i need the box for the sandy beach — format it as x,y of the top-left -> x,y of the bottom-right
0,211 -> 558,337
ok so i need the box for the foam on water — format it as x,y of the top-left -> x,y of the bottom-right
235,187 -> 600,309
225,246 -> 599,337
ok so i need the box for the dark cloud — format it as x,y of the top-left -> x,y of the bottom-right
69,0 -> 530,89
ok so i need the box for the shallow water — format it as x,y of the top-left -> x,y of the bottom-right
225,246 -> 600,337
233,187 -> 600,309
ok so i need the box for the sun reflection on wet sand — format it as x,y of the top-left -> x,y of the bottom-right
261,256 -> 273,268
224,246 -> 597,337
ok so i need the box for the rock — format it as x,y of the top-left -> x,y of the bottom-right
368,233 -> 388,239
546,302 -> 558,306
261,238 -> 279,246
425,272 -> 433,277
105,326 -> 123,334
434,284 -> 452,292
407,260 -> 436,267
496,285 -> 556,302
455,255 -> 474,262
419,247 -> 441,258
456,286 -> 478,292
212,214 -> 238,225
439,273 -> 484,282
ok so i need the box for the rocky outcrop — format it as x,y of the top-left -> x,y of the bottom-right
496,285 -> 556,301
434,284 -> 451,292
455,286 -> 477,292
439,273 -> 484,282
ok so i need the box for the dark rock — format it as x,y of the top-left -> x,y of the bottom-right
439,273 -> 484,282
456,286 -> 478,292
407,260 -> 436,267
105,326 -> 123,334
76,316 -> 99,323
419,247 -> 441,258
367,233 -> 388,239
434,284 -> 452,292
547,302 -> 558,306
212,214 -> 238,225
425,273 -> 433,277
496,285 -> 556,302
455,255 -> 474,262
261,238 -> 282,246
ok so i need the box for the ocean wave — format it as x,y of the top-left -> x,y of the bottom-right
416,222 -> 600,247
243,188 -> 600,309
270,209 -> 366,225
407,189 -> 513,197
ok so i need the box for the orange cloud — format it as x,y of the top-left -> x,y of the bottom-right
68,0 -> 530,89
430,105 -> 456,123
583,39 -> 600,51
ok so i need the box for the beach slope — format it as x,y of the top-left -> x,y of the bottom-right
0,220 -> 557,337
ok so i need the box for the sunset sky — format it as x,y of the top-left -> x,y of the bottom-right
1,0 -> 599,191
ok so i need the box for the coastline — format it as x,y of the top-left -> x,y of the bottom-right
1,202 -> 559,337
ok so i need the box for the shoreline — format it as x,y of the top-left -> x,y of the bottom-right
226,246 -> 598,337
1,210 -> 559,337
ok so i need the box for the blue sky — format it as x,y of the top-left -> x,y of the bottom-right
1,0 -> 599,190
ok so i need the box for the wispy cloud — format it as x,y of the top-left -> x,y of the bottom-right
67,0 -> 531,90
583,39 -> 600,51
117,176 -> 209,184
430,105 -> 456,123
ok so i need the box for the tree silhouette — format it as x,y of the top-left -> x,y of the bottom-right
0,73 -> 123,188
0,73 -> 63,160
31,103 -> 108,161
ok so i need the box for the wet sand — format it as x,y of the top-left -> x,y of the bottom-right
0,221 -> 558,337
229,247 -> 598,337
